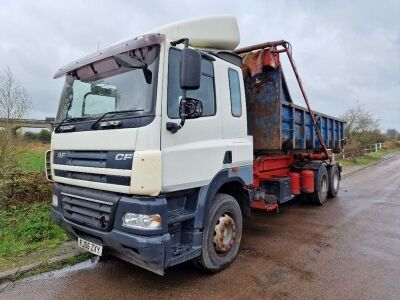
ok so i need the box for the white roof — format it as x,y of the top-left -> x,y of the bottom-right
54,16 -> 241,78
147,15 -> 240,50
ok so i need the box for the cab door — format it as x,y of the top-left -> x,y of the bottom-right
219,64 -> 253,168
161,47 -> 223,192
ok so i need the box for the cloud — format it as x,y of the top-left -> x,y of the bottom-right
0,0 -> 398,129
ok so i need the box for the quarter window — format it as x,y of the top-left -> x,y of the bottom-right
228,68 -> 242,117
167,48 -> 216,118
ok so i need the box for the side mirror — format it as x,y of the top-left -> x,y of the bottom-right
179,98 -> 203,119
180,48 -> 201,90
166,39 -> 202,134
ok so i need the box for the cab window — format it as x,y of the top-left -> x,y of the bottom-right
167,48 -> 216,118
228,68 -> 242,117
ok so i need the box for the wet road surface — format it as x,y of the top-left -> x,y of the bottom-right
1,154 -> 400,300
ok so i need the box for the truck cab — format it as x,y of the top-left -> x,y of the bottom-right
50,16 -> 254,275
49,16 -> 343,275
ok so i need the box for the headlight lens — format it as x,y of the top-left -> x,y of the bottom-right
52,194 -> 58,207
122,213 -> 161,230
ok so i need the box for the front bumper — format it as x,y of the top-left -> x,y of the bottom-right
51,208 -> 169,275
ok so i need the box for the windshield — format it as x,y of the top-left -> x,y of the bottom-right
55,45 -> 160,124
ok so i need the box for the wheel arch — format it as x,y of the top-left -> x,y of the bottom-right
217,181 -> 250,218
193,166 -> 252,229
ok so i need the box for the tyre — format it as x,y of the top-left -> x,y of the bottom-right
327,163 -> 340,198
194,193 -> 243,272
308,164 -> 329,205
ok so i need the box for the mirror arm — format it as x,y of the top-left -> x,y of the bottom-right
179,90 -> 188,127
166,94 -> 186,134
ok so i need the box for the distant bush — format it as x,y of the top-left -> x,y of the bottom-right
343,140 -> 363,157
384,140 -> 400,150
23,129 -> 51,143
24,131 -> 37,140
38,129 -> 51,142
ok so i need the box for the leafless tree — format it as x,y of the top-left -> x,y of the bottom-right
0,66 -> 30,171
0,66 -> 29,120
342,105 -> 379,136
341,105 -> 384,157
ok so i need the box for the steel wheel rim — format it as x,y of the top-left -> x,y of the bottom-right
213,213 -> 236,253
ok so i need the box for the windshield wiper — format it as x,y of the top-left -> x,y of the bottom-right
55,116 -> 90,132
91,109 -> 144,129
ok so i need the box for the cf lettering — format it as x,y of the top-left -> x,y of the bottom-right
115,154 -> 133,160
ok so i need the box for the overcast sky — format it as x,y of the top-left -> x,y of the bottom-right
0,0 -> 399,130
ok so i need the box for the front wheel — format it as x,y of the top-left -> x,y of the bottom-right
194,193 -> 243,272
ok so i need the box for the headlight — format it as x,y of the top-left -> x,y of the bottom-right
122,213 -> 161,230
52,194 -> 58,207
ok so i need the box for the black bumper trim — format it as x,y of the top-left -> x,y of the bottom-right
52,208 -> 169,275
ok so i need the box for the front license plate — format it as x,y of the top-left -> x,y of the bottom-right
78,237 -> 103,256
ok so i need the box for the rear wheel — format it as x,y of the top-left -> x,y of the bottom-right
194,193 -> 243,272
308,165 -> 329,205
328,164 -> 340,198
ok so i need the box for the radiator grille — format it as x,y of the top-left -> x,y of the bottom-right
61,192 -> 116,230
53,150 -> 133,187
54,170 -> 131,186
53,150 -> 133,169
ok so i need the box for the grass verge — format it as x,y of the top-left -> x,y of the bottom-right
0,144 -> 91,279
0,203 -> 68,272
340,148 -> 400,168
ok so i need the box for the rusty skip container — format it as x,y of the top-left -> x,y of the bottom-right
242,49 -> 345,154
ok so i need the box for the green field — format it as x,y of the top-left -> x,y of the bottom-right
15,151 -> 45,172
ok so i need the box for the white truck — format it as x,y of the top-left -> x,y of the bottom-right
49,16 -> 344,275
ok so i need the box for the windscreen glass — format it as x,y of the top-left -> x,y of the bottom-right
55,45 -> 160,123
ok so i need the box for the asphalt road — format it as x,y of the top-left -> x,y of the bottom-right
2,154 -> 400,300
